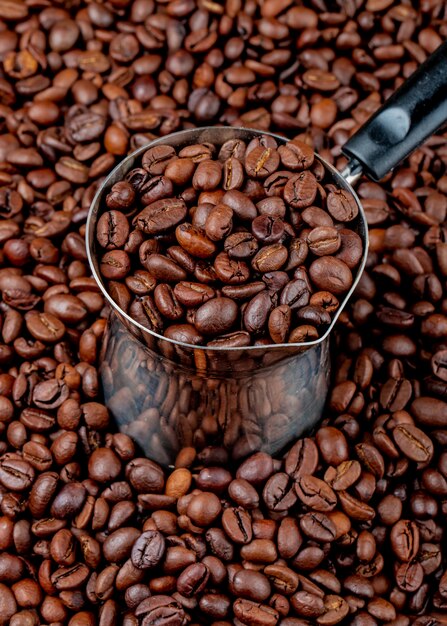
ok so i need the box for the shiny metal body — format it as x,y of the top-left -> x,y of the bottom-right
86,127 -> 368,465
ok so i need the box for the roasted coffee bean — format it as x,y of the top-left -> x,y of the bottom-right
278,140 -> 314,171
131,530 -> 166,570
309,257 -> 353,295
263,473 -> 297,511
96,211 -> 130,250
222,507 -> 252,544
307,226 -> 341,257
295,475 -> 337,512
134,199 -> 187,235
268,305 -> 291,343
224,232 -> 259,260
233,598 -> 279,625
205,204 -> 234,242
174,282 -> 215,307
252,244 -> 288,273
194,297 -> 238,336
177,562 -> 209,597
135,596 -> 186,625
327,189 -> 359,222
245,146 -> 280,179
176,223 -> 217,259
392,424 -> 434,465
284,171 -> 318,209
390,520 -> 419,562
0,4 -> 445,625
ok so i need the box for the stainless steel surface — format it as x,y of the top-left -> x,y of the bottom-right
86,127 -> 369,464
341,157 -> 363,187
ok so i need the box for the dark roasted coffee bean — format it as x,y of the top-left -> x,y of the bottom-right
392,424 -> 433,464
223,190 -> 257,221
263,473 -> 297,511
142,254 -> 187,283
252,215 -> 285,244
278,140 -> 314,171
176,223 -> 216,259
307,226 -> 341,257
135,595 -> 186,625
177,562 -> 209,597
252,244 -> 288,273
224,232 -> 259,260
214,252 -> 250,284
205,204 -> 234,241
154,284 -> 183,321
131,531 -> 166,570
284,171 -> 318,209
142,146 -> 177,175
233,598 -> 279,625
268,305 -> 291,343
245,146 -> 280,179
222,507 -> 252,544
96,211 -> 130,250
174,282 -> 215,307
0,5 -> 441,623
309,257 -> 353,295
194,297 -> 238,336
134,199 -> 187,235
244,291 -> 277,335
327,189 -> 359,222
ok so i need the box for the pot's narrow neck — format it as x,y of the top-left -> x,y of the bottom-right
341,157 -> 363,187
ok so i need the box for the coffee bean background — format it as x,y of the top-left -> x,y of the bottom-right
0,0 -> 447,625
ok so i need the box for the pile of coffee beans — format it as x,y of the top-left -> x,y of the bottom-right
95,135 -> 364,345
1,0 -> 447,624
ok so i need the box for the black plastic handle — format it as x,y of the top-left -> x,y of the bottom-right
342,40 -> 447,181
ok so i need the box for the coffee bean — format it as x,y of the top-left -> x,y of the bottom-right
284,172 -> 318,209
263,473 -> 297,511
222,507 -> 252,544
252,244 -> 288,273
233,598 -> 279,625
392,424 -> 434,464
390,520 -> 420,562
177,562 -> 209,597
174,282 -> 215,307
131,531 -> 166,570
268,305 -> 291,343
25,311 -> 65,343
245,146 -> 280,179
176,223 -> 217,259
187,492 -> 222,526
195,297 -> 238,336
135,595 -> 186,625
285,438 -> 319,479
309,257 -> 353,295
295,475 -> 337,512
134,199 -> 187,235
252,215 -> 285,244
327,189 -> 359,222
0,4 -> 443,624
224,232 -> 259,260
96,211 -> 130,249
142,254 -> 187,283
307,226 -> 341,256
278,140 -> 314,171
205,204 -> 234,241
142,146 -> 177,175
300,512 -> 336,542
0,457 -> 34,491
